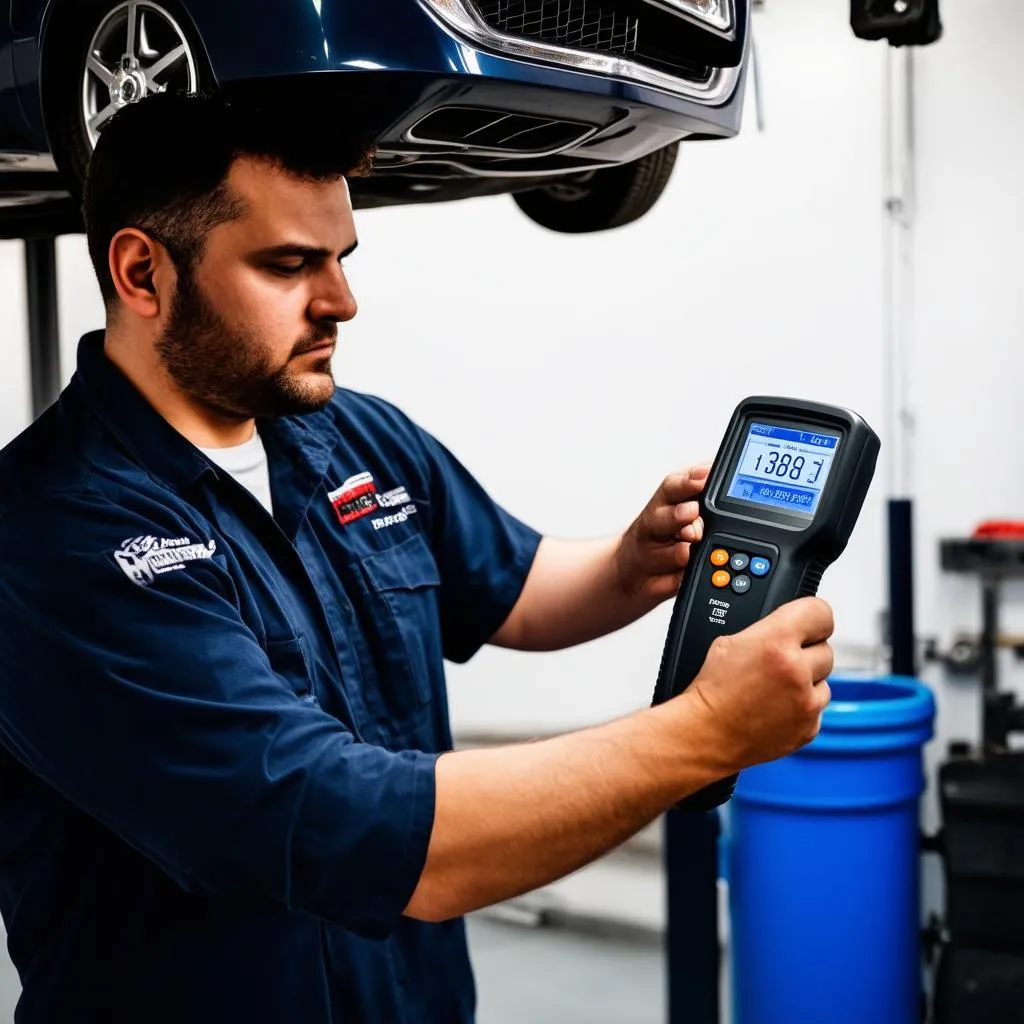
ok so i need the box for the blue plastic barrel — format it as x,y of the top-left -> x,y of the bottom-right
727,674 -> 935,1024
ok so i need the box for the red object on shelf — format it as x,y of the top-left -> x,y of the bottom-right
972,521 -> 1024,539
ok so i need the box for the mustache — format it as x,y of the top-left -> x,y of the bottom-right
291,325 -> 338,357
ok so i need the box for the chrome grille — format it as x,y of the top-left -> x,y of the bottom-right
480,0 -> 638,56
472,0 -> 712,81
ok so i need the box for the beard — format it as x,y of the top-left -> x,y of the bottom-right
155,265 -> 337,420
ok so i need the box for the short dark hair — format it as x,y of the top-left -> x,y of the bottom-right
83,89 -> 374,304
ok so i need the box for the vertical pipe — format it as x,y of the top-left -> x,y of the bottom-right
666,809 -> 721,1024
883,47 -> 917,676
980,578 -> 999,750
888,499 -> 916,676
24,236 -> 62,418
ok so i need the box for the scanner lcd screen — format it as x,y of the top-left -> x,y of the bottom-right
724,421 -> 841,519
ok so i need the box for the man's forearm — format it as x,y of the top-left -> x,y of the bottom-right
403,695 -> 724,923
491,536 -> 657,651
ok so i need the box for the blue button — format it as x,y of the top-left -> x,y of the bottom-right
750,557 -> 771,577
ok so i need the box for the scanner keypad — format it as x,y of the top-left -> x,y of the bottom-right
708,547 -> 772,595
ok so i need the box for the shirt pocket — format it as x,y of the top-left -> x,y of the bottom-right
358,533 -> 443,719
264,633 -> 318,706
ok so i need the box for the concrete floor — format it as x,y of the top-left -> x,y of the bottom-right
469,914 -> 664,1023
0,913 -> 665,1024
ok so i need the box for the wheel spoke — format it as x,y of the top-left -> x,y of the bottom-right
125,1 -> 139,57
89,101 -> 118,133
86,53 -> 115,88
144,43 -> 187,90
138,11 -> 159,58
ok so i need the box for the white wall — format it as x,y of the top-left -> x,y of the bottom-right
913,0 -> 1024,779
1,0 -> 1020,938
905,0 -> 1024,936
345,0 -> 891,737
0,244 -> 31,440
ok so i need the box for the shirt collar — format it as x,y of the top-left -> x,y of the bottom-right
71,330 -> 337,524
72,330 -> 214,491
260,408 -> 335,539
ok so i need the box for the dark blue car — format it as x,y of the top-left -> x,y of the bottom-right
0,0 -> 749,235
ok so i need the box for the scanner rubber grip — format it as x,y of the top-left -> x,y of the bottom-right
651,635 -> 736,813
680,775 -> 736,813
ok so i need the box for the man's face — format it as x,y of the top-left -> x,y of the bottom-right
155,156 -> 359,420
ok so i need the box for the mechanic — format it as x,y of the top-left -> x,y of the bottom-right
0,91 -> 834,1023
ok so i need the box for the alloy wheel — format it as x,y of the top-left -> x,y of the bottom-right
81,0 -> 199,148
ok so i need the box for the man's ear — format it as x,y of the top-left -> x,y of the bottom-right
108,228 -> 175,320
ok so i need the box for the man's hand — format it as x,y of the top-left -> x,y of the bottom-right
614,464 -> 710,604
490,462 -> 712,651
682,596 -> 836,773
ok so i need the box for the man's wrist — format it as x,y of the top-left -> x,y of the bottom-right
650,688 -> 738,789
611,529 -> 643,599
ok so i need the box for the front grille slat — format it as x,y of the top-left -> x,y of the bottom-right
486,0 -> 636,56
473,0 -> 712,81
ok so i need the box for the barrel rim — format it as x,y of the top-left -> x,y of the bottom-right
822,672 -> 935,731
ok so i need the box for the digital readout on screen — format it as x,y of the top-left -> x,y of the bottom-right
724,422 -> 841,518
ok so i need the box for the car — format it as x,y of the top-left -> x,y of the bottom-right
0,0 -> 750,238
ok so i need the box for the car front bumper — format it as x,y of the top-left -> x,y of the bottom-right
192,0 -> 750,173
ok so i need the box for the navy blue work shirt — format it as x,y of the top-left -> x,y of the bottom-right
0,332 -> 540,1023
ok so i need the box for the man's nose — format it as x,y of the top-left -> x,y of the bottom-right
309,268 -> 358,323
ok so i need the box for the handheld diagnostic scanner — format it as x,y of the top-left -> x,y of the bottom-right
651,396 -> 881,813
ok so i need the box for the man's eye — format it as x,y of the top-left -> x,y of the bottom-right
269,262 -> 304,276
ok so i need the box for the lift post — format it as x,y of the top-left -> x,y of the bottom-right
24,235 -> 62,419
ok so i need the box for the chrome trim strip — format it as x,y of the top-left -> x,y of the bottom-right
404,106 -> 601,157
373,154 -> 623,178
417,0 -> 742,106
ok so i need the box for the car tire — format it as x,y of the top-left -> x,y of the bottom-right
511,143 -> 679,234
41,0 -> 212,197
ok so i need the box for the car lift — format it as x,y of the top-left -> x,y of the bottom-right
13,196 -> 81,418
25,234 -> 61,418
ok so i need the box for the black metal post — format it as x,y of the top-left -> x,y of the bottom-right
888,498 -> 917,676
665,808 -> 721,1024
24,236 -> 61,419
980,577 -> 1000,752
980,578 -> 999,698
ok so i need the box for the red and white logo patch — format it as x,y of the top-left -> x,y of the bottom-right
328,471 -> 419,530
329,472 -> 378,526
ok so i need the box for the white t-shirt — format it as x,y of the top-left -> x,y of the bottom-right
199,429 -> 274,515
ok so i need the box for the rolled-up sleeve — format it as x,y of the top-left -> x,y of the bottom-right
0,491 -> 436,939
418,432 -> 542,664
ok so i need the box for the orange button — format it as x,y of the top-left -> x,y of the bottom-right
712,570 -> 731,588
710,548 -> 730,567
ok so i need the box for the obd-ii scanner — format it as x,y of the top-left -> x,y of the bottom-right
652,396 -> 881,812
